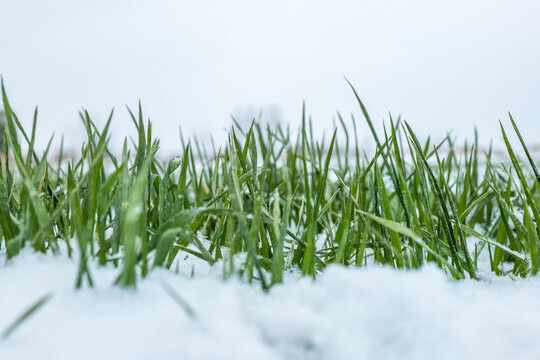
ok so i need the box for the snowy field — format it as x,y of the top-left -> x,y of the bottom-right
2,250 -> 540,360
1,1 -> 540,359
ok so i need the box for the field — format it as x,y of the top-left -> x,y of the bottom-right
1,81 -> 540,359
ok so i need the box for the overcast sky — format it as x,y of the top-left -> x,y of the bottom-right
1,0 -> 539,154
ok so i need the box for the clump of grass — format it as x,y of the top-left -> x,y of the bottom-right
0,79 -> 538,290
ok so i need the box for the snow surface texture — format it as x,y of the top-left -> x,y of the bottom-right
1,251 -> 540,360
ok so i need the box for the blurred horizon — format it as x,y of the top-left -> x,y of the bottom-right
1,0 -> 539,155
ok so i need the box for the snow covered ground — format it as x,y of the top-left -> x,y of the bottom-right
1,250 -> 540,360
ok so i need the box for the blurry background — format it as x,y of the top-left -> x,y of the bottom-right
1,0 -> 539,155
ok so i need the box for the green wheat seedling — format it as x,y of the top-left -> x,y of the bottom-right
0,79 -> 538,290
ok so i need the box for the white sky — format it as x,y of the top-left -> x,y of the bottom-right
1,0 -> 539,154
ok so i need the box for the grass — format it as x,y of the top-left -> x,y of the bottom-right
1,78 -> 539,291
1,292 -> 52,340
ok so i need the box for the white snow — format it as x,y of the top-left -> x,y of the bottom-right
1,250 -> 540,360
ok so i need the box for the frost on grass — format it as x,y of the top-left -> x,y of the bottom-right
2,250 -> 540,360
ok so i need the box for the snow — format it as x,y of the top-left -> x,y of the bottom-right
2,251 -> 540,359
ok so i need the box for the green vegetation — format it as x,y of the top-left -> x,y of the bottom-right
1,80 -> 539,290
1,292 -> 52,340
